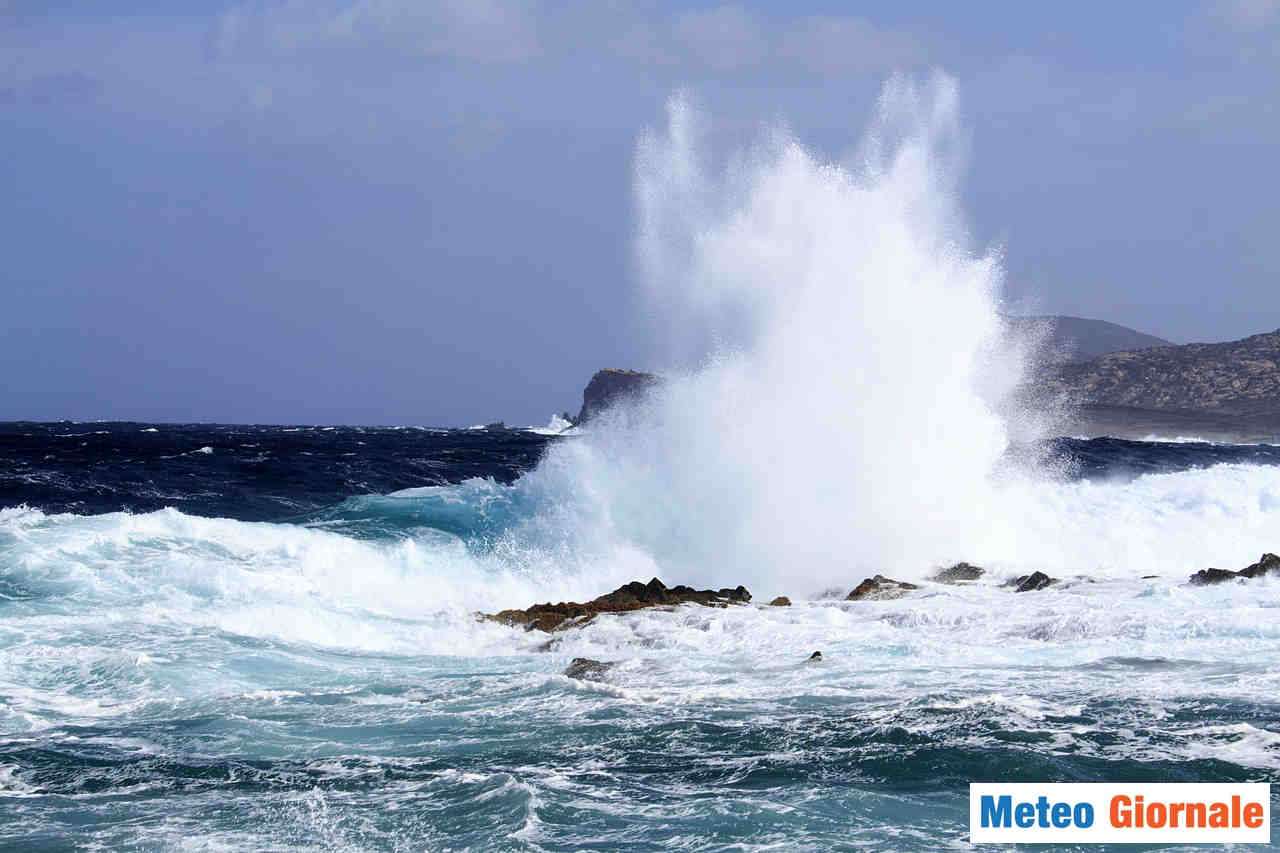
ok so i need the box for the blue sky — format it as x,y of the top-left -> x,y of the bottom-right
4,1 -> 1278,424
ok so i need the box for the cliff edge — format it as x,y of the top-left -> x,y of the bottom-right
575,369 -> 662,423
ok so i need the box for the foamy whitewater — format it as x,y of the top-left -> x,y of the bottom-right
2,77 -> 1278,850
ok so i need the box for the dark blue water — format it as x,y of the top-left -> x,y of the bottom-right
0,422 -> 554,521
5,422 -> 1280,523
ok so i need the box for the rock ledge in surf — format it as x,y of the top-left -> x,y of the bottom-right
564,658 -> 616,680
1005,571 -> 1057,592
1189,552 -> 1280,586
846,575 -> 920,601
482,577 -> 752,633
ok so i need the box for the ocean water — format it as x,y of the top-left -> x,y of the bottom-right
5,74 -> 1278,850
1,423 -> 1279,852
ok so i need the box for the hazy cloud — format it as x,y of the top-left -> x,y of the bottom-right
1,70 -> 99,104
211,1 -> 925,77
669,6 -> 924,74
215,0 -> 543,63
780,15 -> 925,72
1216,0 -> 1280,30
673,5 -> 767,71
1188,0 -> 1280,63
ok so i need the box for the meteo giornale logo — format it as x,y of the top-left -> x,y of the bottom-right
969,783 -> 1271,844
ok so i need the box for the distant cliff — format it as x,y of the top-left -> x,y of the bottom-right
570,327 -> 1280,435
1003,315 -> 1172,363
575,369 -> 661,423
1041,329 -> 1280,416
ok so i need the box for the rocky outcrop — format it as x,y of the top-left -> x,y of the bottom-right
1006,571 -> 1057,592
1189,553 -> 1280,585
769,596 -> 791,606
1189,568 -> 1240,586
847,575 -> 920,601
483,577 -> 751,632
575,369 -> 662,423
1238,553 -> 1280,578
931,562 -> 985,584
564,658 -> 616,680
1040,329 -> 1280,416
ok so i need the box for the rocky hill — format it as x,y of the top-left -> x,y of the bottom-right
567,327 -> 1280,440
1003,314 -> 1172,363
1041,329 -> 1280,416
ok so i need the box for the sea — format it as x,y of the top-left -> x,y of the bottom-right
1,421 -> 1279,851
6,74 -> 1279,851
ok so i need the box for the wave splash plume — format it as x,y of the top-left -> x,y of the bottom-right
517,75 -> 1033,592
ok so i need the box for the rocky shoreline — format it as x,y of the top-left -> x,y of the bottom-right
482,577 -> 751,633
483,553 -> 1280,642
485,554 -> 1280,680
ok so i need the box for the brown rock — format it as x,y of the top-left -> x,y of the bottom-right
482,577 -> 751,633
847,575 -> 920,601
769,596 -> 791,606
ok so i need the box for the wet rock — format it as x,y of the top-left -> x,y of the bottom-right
1189,553 -> 1280,585
1189,567 -> 1240,586
482,577 -> 752,633
1238,552 -> 1280,579
807,651 -> 823,662
1007,571 -> 1057,592
769,596 -> 792,606
564,658 -> 616,681
931,562 -> 985,584
846,575 -> 920,601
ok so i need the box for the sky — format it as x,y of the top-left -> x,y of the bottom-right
3,0 -> 1279,425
